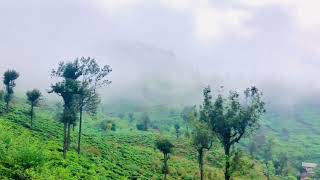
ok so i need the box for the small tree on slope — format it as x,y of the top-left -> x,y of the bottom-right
26,89 -> 42,128
3,70 -> 19,112
156,137 -> 174,180
192,121 -> 213,180
202,86 -> 265,180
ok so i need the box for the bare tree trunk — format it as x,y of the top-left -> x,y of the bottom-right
6,101 -> 9,112
63,122 -> 67,159
199,149 -> 204,180
224,144 -> 231,180
30,104 -> 34,128
163,153 -> 168,180
67,122 -> 71,151
77,107 -> 83,154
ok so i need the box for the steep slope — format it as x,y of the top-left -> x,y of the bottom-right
0,101 -> 268,179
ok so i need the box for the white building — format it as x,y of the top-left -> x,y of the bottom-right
300,162 -> 317,180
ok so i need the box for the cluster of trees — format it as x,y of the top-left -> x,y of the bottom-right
0,57 -> 112,159
156,86 -> 266,180
1,69 -> 42,128
49,57 -> 112,158
0,60 -> 267,180
249,134 -> 296,178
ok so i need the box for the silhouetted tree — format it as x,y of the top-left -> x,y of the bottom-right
3,70 -> 19,112
26,89 -> 41,128
118,113 -> 125,119
137,113 -> 151,131
202,86 -> 265,180
181,106 -> 195,133
156,138 -> 174,180
174,124 -> 180,138
0,90 -> 3,101
75,57 -> 111,154
128,112 -> 134,122
50,61 -> 82,158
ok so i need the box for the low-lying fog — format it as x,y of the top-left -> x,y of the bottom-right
1,0 -> 320,107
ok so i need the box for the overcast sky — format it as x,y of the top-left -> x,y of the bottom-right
1,0 -> 320,104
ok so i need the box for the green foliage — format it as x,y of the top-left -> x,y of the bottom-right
156,138 -> 174,155
174,123 -> 180,138
200,86 -> 265,180
50,60 -> 84,158
3,69 -> 19,111
3,70 -> 19,88
26,89 -> 41,106
155,137 -> 174,179
181,105 -> 195,131
1,102 -> 259,179
128,112 -> 134,122
192,119 -> 213,180
0,92 -> 302,180
264,161 -> 276,178
11,142 -> 46,169
192,122 -> 213,152
136,113 -> 151,131
100,120 -> 116,132
0,90 -> 4,101
26,89 -> 42,127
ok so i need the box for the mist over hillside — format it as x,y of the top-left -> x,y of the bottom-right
1,39 -> 319,108
2,1 -> 320,179
1,0 -> 320,108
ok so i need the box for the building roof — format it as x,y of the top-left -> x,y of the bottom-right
302,162 -> 317,168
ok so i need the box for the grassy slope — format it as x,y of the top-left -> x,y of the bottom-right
109,101 -> 320,178
260,103 -> 320,165
0,101 -> 268,180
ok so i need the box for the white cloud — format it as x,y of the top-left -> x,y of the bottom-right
162,0 -> 254,41
92,0 -> 255,41
194,7 -> 252,41
161,0 -> 194,10
294,1 -> 320,30
95,0 -> 142,15
237,0 -> 320,30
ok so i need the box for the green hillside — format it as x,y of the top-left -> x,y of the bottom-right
0,100 -> 271,180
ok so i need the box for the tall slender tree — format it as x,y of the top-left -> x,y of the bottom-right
174,124 -> 180,138
191,99 -> 214,180
156,138 -> 174,180
50,61 -> 82,158
26,89 -> 42,128
181,106 -> 195,134
192,122 -> 213,180
3,70 -> 19,112
75,57 -> 112,154
202,86 -> 265,180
